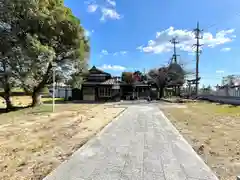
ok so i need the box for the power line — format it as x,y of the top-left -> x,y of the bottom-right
204,11 -> 240,31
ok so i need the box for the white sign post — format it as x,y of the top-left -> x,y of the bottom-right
52,62 -> 57,112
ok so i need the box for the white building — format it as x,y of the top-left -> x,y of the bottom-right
47,85 -> 72,99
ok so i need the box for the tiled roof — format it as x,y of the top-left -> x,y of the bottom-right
89,66 -> 110,76
83,78 -> 120,85
83,78 -> 153,86
101,78 -> 120,85
82,82 -> 102,85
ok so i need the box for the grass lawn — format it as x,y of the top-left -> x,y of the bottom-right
0,100 -> 126,180
160,101 -> 240,180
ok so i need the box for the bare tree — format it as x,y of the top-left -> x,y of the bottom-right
147,63 -> 188,98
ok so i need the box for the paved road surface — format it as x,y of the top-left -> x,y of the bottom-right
44,104 -> 219,180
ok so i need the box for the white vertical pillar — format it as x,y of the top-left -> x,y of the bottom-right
52,68 -> 55,112
52,62 -> 57,112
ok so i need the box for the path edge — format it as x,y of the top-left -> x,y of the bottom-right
43,107 -> 127,180
159,110 -> 219,180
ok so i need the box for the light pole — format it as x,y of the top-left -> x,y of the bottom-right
52,62 -> 57,112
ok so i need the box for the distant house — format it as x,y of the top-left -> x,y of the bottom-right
47,84 -> 72,99
215,84 -> 240,97
71,66 -> 160,101
214,75 -> 240,97
72,66 -> 121,101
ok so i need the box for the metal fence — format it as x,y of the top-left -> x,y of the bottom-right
180,86 -> 240,105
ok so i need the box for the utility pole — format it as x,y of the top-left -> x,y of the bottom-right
193,22 -> 203,95
170,37 -> 179,63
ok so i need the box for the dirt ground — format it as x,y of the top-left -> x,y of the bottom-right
160,101 -> 240,180
0,102 -> 126,180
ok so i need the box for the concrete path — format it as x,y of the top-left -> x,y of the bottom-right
44,104 -> 219,180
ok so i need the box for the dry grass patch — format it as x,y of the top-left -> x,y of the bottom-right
160,101 -> 240,180
0,96 -> 32,108
0,96 -> 63,108
0,103 -> 125,180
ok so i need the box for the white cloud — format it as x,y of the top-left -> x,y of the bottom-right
85,0 -> 122,21
113,52 -> 118,56
106,0 -> 116,7
216,70 -> 224,74
136,45 -> 144,51
221,47 -> 231,52
113,52 -> 127,56
188,52 -> 195,56
100,50 -> 127,57
87,4 -> 98,12
137,27 -> 236,54
85,29 -> 94,37
113,51 -> 128,56
101,49 -> 109,55
100,8 -> 122,21
98,64 -> 126,71
120,51 -> 127,55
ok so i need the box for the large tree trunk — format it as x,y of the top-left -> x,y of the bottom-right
3,93 -> 13,110
31,91 -> 42,107
3,84 -> 13,111
1,60 -> 14,111
159,87 -> 164,99
31,63 -> 53,107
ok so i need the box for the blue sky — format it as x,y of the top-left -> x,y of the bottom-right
64,0 -> 240,87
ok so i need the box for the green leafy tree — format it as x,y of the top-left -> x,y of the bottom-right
0,3 -> 22,110
65,60 -> 89,88
66,70 -> 89,89
121,72 -> 134,84
207,85 -> 212,90
0,0 -> 90,107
